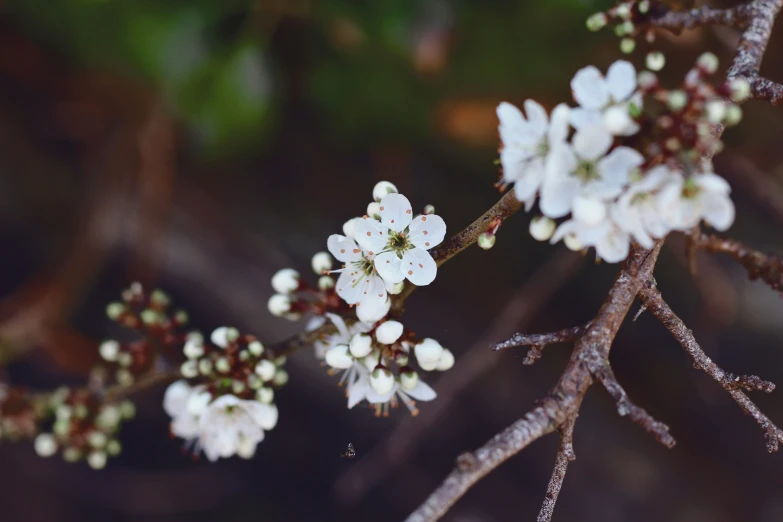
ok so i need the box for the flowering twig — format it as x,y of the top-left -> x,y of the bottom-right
536,402 -> 580,522
491,324 -> 589,366
638,282 -> 783,452
689,232 -> 783,291
404,242 -> 662,522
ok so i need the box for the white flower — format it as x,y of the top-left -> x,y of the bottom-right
610,165 -> 675,248
376,320 -> 403,344
370,367 -> 395,395
271,268 -> 300,294
658,172 -> 735,232
414,338 -> 444,371
541,125 -> 643,219
570,60 -> 640,136
210,327 -> 238,348
354,193 -> 447,287
359,371 -> 437,416
497,101 -> 570,209
198,395 -> 278,462
326,344 -> 353,369
99,340 -> 120,362
164,381 -> 206,443
313,312 -> 372,360
551,217 -> 631,263
327,234 -> 389,319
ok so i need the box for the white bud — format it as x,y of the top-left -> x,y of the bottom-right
99,340 -> 120,362
53,419 -> 70,437
724,104 -> 742,126
116,369 -> 134,386
387,281 -> 404,295
267,294 -> 292,316
564,234 -> 585,252
436,349 -> 455,371
349,334 -> 373,358
180,360 -> 199,378
646,51 -> 666,72
376,320 -> 403,344
210,326 -> 239,348
572,195 -> 607,226
367,202 -> 382,218
637,70 -> 658,90
34,434 -> 58,457
247,374 -> 263,390
186,391 -> 210,416
248,340 -> 264,356
87,451 -> 107,470
183,337 -> 204,359
119,400 -> 135,419
325,344 -> 353,369
271,268 -> 300,294
529,216 -> 556,241
586,12 -> 607,31
255,359 -> 277,381
477,232 -> 496,250
620,38 -> 636,54
106,440 -> 122,456
372,181 -> 398,202
603,105 -> 636,135
415,338 -> 444,371
311,252 -> 333,274
231,380 -> 246,395
106,302 -> 125,320
342,218 -> 358,238
697,52 -> 719,74
199,359 -> 213,375
273,369 -> 289,386
615,3 -> 631,18
423,204 -> 435,214
215,357 -> 230,373
728,77 -> 751,102
62,447 -> 81,462
668,90 -> 688,111
257,387 -> 274,404
638,0 -> 650,13
356,296 -> 390,323
117,351 -> 133,368
318,276 -> 335,290
88,431 -> 107,449
96,406 -> 121,431
400,370 -> 419,391
363,349 -> 381,371
705,99 -> 727,123
370,367 -> 395,395
56,404 -> 72,420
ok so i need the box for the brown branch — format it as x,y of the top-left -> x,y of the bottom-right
647,4 -> 750,31
638,283 -> 783,452
492,323 -> 589,365
536,402 -> 580,522
404,242 -> 663,522
690,232 -> 783,291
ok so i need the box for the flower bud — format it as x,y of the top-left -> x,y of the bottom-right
646,51 -> 665,72
119,400 -> 136,419
34,433 -> 58,457
615,3 -> 631,18
115,369 -> 133,386
199,359 -> 213,375
268,294 -> 292,316
63,447 -> 81,462
423,204 -> 435,215
363,349 -> 381,371
257,387 -> 274,404
318,276 -> 335,290
705,99 -> 727,123
667,90 -> 688,111
183,337 -> 204,359
529,216 -> 556,241
174,310 -> 188,325
247,374 -> 263,390
273,369 -> 289,386
248,340 -> 264,357
637,70 -> 658,90
356,296 -> 390,323
400,370 -> 419,391
376,320 -> 403,344
117,351 -> 133,368
106,440 -> 122,456
620,38 -> 636,54
215,357 -> 231,374
367,202 -> 382,219
415,338 -> 444,371
343,218 -> 358,238
564,234 -> 585,252
231,380 -> 246,395
572,195 -> 606,226
614,20 -> 633,36
87,451 -> 107,470
436,348 -> 455,371
585,12 -> 607,31
603,104 -> 636,135
54,419 -> 70,437
211,326 -> 239,348
88,431 -> 107,449
311,252 -> 333,274
349,334 -> 373,358
271,268 -> 300,294
728,77 -> 751,102
150,289 -> 170,307
477,232 -> 496,250
387,281 -> 404,295
140,308 -> 159,326
325,344 -> 353,369
99,340 -> 120,362
697,52 -> 719,74
724,104 -> 742,126
181,360 -> 199,378
106,302 -> 125,320
373,181 -> 398,202
638,0 -> 650,13
370,367 -> 395,395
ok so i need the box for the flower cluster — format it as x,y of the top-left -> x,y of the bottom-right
326,182 -> 446,323
586,0 -> 666,67
164,326 -> 284,461
32,388 -> 134,469
498,54 -> 742,262
318,314 -> 453,416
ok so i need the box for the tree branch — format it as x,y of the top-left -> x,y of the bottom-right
689,232 -> 783,292
536,402 -> 580,522
648,4 -> 750,31
638,283 -> 783,452
491,323 -> 589,365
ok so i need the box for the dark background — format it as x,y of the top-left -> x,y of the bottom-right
1,1 -> 783,521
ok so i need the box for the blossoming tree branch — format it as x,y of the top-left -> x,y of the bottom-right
1,0 -> 782,520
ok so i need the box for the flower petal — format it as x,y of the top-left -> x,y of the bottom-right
523,99 -> 548,136
568,107 -> 602,130
366,383 -> 397,404
353,218 -> 388,253
356,295 -> 390,323
246,402 -> 278,431
605,60 -> 636,101
701,192 -> 735,231
573,125 -> 612,161
548,103 -> 571,144
374,251 -> 406,284
379,193 -> 413,233
408,214 -> 446,250
164,380 -> 191,417
596,226 -> 630,263
596,146 -> 643,187
347,369 -> 369,408
571,65 -> 609,110
403,380 -> 437,401
335,269 -> 370,305
512,156 -> 545,210
327,234 -> 362,263
402,248 -> 438,286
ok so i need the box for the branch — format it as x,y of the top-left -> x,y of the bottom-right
638,283 -> 783,452
404,242 -> 663,522
491,323 -> 589,365
690,232 -> 783,291
536,402 -> 580,522
648,4 -> 749,31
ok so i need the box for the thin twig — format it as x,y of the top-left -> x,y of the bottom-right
491,324 -> 588,352
536,402 -> 580,522
690,232 -> 783,291
638,283 -> 783,452
647,4 -> 750,31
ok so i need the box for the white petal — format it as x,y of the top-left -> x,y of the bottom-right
572,195 -> 607,226
402,248 -> 438,286
408,214 -> 446,250
374,251 -> 406,284
602,105 -> 637,136
347,370 -> 370,408
569,107 -> 603,130
325,344 -> 353,369
573,125 -> 612,161
512,156 -> 545,209
403,380 -> 437,401
379,193 -> 413,233
353,218 -> 389,254
171,412 -> 200,439
335,269 -> 368,305
695,172 -> 731,194
163,380 -> 191,417
327,235 -> 362,263
236,434 -> 260,459
605,60 -> 636,101
547,103 -> 571,143
523,99 -> 548,135
356,293 -> 390,323
596,227 -> 630,262
246,402 -> 278,431
366,383 -> 397,404
325,312 -> 350,340
596,146 -> 643,187
571,65 -> 609,110
540,177 -> 579,219
497,101 -> 526,130
701,192 -> 735,231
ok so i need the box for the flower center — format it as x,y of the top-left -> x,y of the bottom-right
575,160 -> 600,182
681,178 -> 700,199
351,257 -> 376,278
